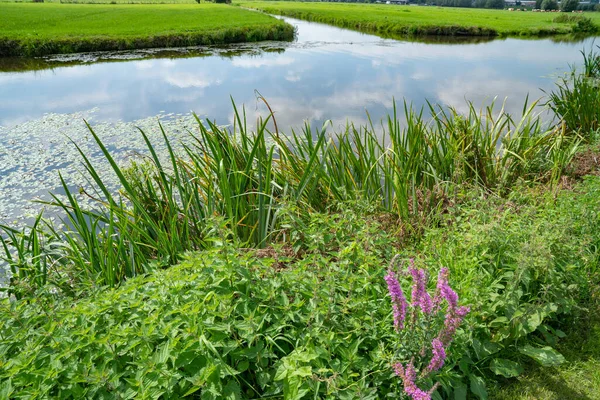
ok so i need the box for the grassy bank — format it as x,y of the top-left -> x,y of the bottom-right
1,48 -> 599,399
1,176 -> 600,398
240,1 -> 600,37
0,3 -> 294,57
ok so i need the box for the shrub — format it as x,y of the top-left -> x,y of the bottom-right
485,0 -> 505,9
541,0 -> 558,10
561,0 -> 579,12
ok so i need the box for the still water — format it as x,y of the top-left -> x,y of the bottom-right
1,17 -> 598,129
0,17 -> 598,227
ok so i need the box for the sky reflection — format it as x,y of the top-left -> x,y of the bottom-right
0,17 -> 597,131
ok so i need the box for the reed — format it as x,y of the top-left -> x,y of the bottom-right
546,46 -> 600,139
1,104 -> 576,295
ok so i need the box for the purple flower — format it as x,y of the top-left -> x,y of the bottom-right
438,305 -> 470,345
385,269 -> 408,331
434,267 -> 458,310
426,339 -> 446,373
394,360 -> 440,400
408,263 -> 433,315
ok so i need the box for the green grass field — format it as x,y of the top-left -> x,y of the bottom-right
239,1 -> 600,37
0,3 -> 294,56
0,0 -> 197,3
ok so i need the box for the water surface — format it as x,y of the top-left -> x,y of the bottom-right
1,18 -> 597,129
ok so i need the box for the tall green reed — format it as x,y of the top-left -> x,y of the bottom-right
546,46 -> 600,138
0,95 -> 580,294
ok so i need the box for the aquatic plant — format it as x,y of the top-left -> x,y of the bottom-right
0,96 -> 579,296
546,46 -> 600,138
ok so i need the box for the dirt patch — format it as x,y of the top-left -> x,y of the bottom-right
567,147 -> 600,179
249,245 -> 298,271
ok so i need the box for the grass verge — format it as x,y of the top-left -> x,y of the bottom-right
1,175 -> 599,398
0,3 -> 295,57
239,1 -> 600,37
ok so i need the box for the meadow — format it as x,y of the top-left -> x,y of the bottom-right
0,3 -> 294,56
240,1 -> 600,37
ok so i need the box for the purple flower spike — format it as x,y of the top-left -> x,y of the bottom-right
435,267 -> 459,310
426,339 -> 446,373
394,361 -> 438,400
385,270 -> 408,331
409,266 -> 433,315
439,305 -> 470,345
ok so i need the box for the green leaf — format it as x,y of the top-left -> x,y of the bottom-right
488,317 -> 509,328
489,358 -> 524,378
0,378 -> 12,400
472,339 -> 502,360
519,345 -> 565,367
470,375 -> 488,400
223,380 -> 242,400
453,384 -> 468,400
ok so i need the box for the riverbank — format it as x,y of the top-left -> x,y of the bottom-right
2,173 -> 600,398
0,3 -> 294,57
1,38 -> 599,400
239,1 -> 600,37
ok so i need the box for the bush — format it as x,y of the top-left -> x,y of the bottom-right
561,0 -> 579,12
541,0 -> 558,10
485,0 -> 505,9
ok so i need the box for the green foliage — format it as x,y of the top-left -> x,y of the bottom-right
546,47 -> 600,138
485,0 -> 505,10
2,175 -> 600,398
413,175 -> 600,393
561,0 -> 579,12
1,97 -> 577,296
0,205 -> 401,399
541,0 -> 558,10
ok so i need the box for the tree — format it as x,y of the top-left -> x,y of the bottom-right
561,0 -> 579,12
485,0 -> 504,8
541,0 -> 558,10
535,0 -> 543,8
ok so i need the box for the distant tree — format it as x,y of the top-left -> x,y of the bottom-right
561,0 -> 579,12
455,0 -> 473,7
535,0 -> 543,8
485,0 -> 504,8
541,0 -> 558,10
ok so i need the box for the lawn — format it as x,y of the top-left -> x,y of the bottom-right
0,3 -> 294,56
239,1 -> 600,37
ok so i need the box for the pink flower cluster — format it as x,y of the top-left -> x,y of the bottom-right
408,262 -> 433,315
385,270 -> 409,331
386,260 -> 470,400
394,361 -> 440,400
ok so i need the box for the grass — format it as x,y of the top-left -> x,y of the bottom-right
239,1 -> 600,37
492,308 -> 600,399
0,0 -> 198,2
0,3 -> 295,56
